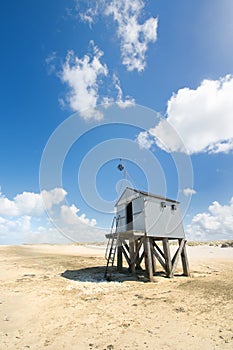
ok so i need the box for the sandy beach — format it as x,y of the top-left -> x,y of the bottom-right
0,243 -> 233,350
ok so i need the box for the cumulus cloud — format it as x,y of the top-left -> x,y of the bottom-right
105,0 -> 158,72
0,188 -> 105,244
60,42 -> 108,120
41,188 -> 67,210
0,188 -> 66,217
186,197 -> 233,241
151,75 -> 233,154
135,131 -> 154,150
77,0 -> 158,72
0,215 -> 72,245
183,188 -> 197,197
59,42 -> 134,118
60,204 -> 97,227
0,215 -> 31,234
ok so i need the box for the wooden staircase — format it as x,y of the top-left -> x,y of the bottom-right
104,216 -> 120,281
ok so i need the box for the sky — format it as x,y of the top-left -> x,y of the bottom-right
1,0 -> 233,244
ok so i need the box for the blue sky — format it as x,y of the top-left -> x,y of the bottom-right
1,0 -> 233,244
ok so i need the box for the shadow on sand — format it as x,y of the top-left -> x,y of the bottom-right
61,266 -> 107,283
61,266 -> 169,283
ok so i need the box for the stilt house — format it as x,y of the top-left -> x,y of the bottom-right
105,188 -> 189,281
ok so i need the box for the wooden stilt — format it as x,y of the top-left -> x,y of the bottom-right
179,239 -> 190,276
134,239 -> 141,269
117,244 -> 123,272
144,236 -> 154,282
121,244 -> 131,267
150,239 -> 156,274
162,238 -> 172,278
106,231 -> 190,281
170,238 -> 185,277
129,239 -> 135,273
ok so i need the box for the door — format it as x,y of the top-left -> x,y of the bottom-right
126,201 -> 133,231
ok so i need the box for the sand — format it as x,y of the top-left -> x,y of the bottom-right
0,243 -> 233,350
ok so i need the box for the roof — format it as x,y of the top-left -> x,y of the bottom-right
115,187 -> 179,206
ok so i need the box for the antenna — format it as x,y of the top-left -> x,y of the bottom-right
117,163 -> 124,172
117,158 -> 148,193
117,158 -> 127,176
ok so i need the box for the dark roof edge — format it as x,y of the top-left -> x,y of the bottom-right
115,187 -> 180,206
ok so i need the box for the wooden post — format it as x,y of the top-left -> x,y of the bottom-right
134,239 -> 140,269
117,244 -> 123,272
162,238 -> 172,278
144,236 -> 154,282
150,238 -> 156,274
179,239 -> 190,276
121,243 -> 131,267
129,238 -> 135,273
169,238 -> 184,276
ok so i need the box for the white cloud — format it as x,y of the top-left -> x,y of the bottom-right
59,41 -> 135,117
73,0 -> 101,26
79,5 -> 99,27
151,75 -> 233,154
208,139 -> 233,154
0,188 -> 105,244
41,188 -> 67,210
135,131 -> 154,150
112,73 -> 135,108
0,215 -> 71,245
60,42 -> 108,120
46,203 -> 106,243
60,204 -> 97,227
105,0 -> 158,72
79,11 -> 95,26
0,188 -> 66,217
183,188 -> 197,197
45,51 -> 57,75
0,195 -> 18,216
0,215 -> 31,233
186,197 -> 233,241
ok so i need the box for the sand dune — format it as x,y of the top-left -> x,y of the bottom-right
0,243 -> 233,349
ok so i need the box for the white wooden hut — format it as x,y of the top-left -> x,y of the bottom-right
115,187 -> 185,239
105,188 -> 189,281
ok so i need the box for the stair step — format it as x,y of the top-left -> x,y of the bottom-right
104,215 -> 120,280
